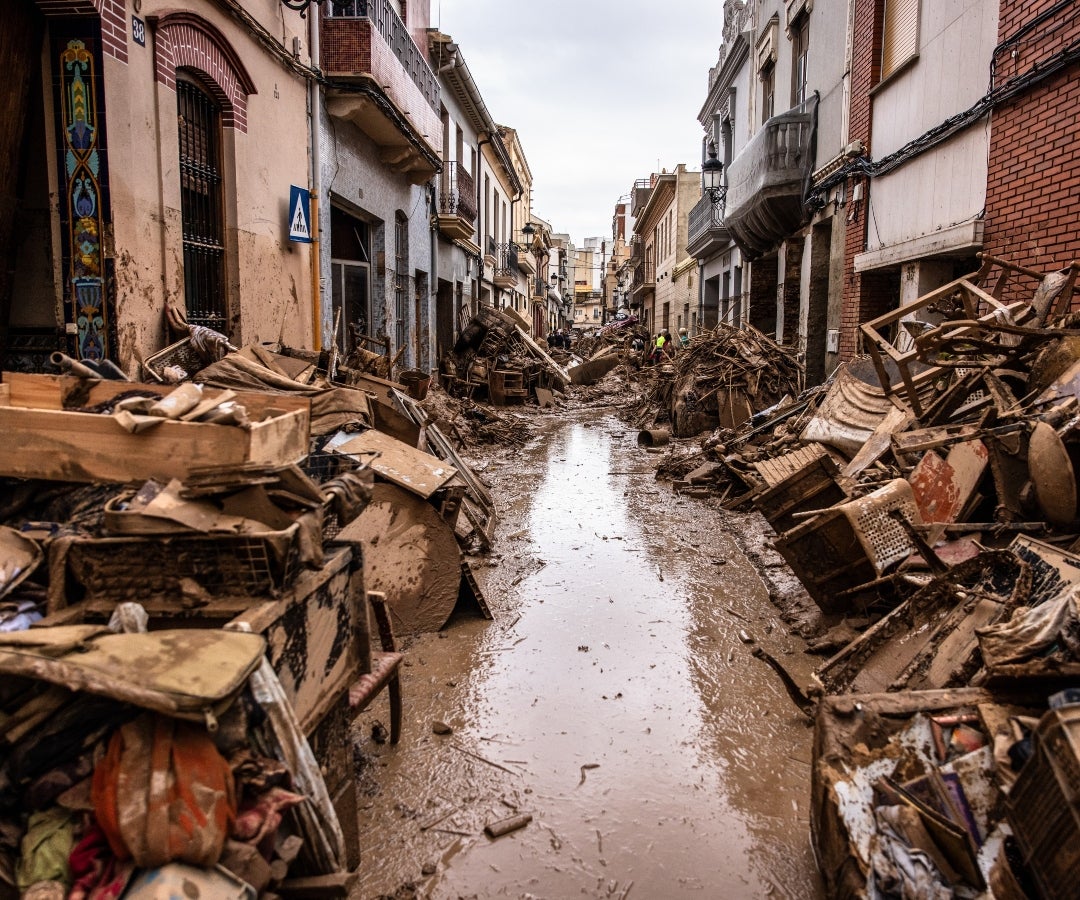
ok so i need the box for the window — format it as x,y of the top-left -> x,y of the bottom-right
327,0 -> 367,17
330,206 -> 370,353
394,211 -> 408,352
761,64 -> 775,124
791,15 -> 809,106
177,75 -> 227,332
881,0 -> 919,79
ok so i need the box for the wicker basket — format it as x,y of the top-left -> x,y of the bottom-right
141,337 -> 207,382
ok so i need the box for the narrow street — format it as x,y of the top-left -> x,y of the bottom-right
353,407 -> 824,899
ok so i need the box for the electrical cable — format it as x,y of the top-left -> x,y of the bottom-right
806,5 -> 1080,212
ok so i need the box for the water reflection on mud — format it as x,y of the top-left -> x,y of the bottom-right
352,411 -> 823,899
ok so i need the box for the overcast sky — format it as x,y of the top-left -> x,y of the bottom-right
434,0 -> 724,246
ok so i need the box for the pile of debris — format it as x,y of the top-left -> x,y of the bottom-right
572,318 -> 647,363
0,321 -> 503,895
682,253 -> 1080,896
632,323 -> 804,439
443,308 -> 570,406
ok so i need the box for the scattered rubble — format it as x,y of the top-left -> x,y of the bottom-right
636,253 -> 1080,897
0,319 -> 508,896
4,250 -> 1080,897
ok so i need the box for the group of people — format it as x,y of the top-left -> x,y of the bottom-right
546,329 -> 572,352
631,328 -> 690,364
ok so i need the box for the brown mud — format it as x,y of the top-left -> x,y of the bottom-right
351,405 -> 825,899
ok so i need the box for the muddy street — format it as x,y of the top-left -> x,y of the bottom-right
352,407 -> 825,899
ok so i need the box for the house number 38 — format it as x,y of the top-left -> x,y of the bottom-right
132,15 -> 146,46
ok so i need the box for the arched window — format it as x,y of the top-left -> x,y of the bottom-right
177,74 -> 226,330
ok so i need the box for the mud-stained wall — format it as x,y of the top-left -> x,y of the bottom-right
318,113 -> 433,366
99,0 -> 313,373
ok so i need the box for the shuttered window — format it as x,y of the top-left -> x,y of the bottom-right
881,0 -> 919,79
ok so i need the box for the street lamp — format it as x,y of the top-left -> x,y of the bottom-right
702,141 -> 726,208
521,221 -> 535,245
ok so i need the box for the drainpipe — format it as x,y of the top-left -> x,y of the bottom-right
477,135 -> 491,308
428,179 -> 438,372
309,12 -> 323,350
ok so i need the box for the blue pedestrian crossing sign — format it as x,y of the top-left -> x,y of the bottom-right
289,185 -> 312,243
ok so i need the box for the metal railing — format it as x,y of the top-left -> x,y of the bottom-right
326,0 -> 439,109
438,161 -> 477,222
631,259 -> 655,290
687,194 -> 728,247
494,243 -> 519,278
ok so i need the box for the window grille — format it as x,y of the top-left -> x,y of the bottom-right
178,77 -> 227,332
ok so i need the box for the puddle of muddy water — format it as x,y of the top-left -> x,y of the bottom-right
352,410 -> 824,900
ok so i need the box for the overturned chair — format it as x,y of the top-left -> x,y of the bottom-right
348,591 -> 404,744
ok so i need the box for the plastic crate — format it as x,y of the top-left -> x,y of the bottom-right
1007,705 -> 1080,900
63,524 -> 301,602
774,479 -> 921,612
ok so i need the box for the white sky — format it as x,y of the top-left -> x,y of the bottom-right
433,0 -> 724,246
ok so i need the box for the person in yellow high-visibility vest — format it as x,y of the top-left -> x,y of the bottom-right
650,331 -> 666,364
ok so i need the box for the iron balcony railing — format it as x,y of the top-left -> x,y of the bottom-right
687,194 -> 730,254
494,243 -> 519,278
688,194 -> 725,238
326,0 -> 439,109
439,161 -> 477,222
631,259 -> 655,291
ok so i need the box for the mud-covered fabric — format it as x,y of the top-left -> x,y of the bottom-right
91,713 -> 235,867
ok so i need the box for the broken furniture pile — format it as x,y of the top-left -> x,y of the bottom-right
0,373 -> 361,897
443,308 -> 570,405
0,341 -> 499,896
633,323 -> 804,439
704,253 -> 1080,896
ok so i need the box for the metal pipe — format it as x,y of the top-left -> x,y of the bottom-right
309,10 -> 323,350
50,352 -> 101,379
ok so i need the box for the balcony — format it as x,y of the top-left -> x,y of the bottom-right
686,195 -> 731,259
436,161 -> 477,242
516,248 -> 537,276
321,0 -> 442,183
631,259 -> 655,291
630,259 -> 655,307
724,98 -> 817,260
630,178 -> 653,217
493,243 -> 518,288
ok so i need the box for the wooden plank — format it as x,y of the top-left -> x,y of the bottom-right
0,373 -> 310,483
0,405 -> 307,483
279,873 -> 357,898
844,406 -> 916,477
2,372 -> 310,416
335,429 -> 456,499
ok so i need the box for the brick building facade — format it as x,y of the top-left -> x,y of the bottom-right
983,0 -> 1080,283
839,0 -> 892,360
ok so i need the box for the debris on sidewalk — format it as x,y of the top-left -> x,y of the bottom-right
442,308 -> 569,404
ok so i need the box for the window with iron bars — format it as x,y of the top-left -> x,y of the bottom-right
394,212 -> 408,352
177,75 -> 227,332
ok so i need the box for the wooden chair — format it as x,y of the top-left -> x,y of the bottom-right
348,591 -> 403,744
